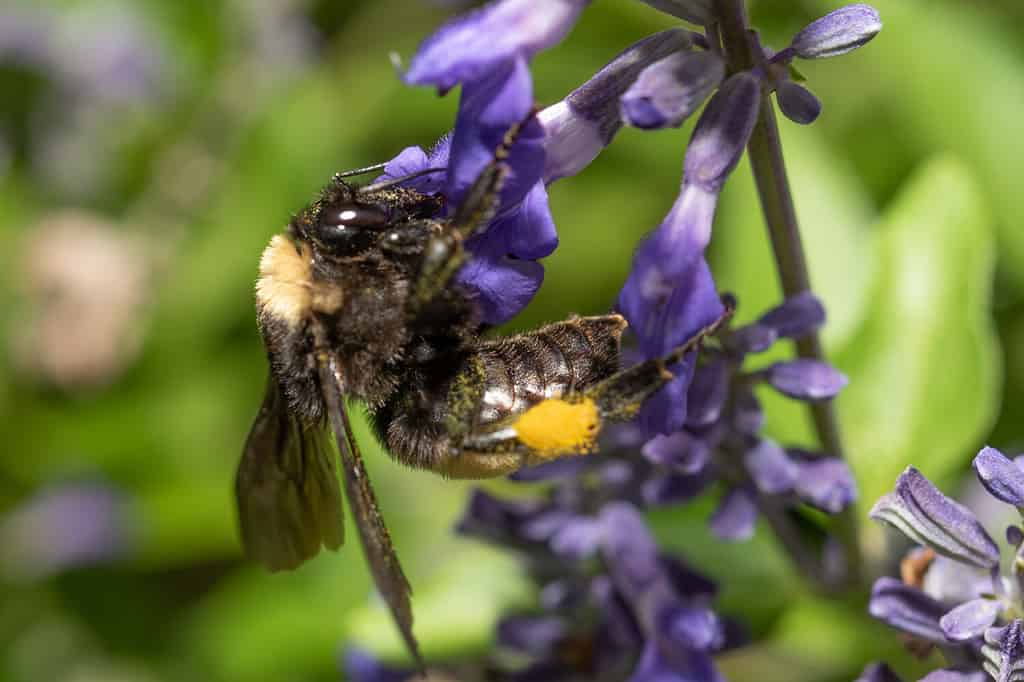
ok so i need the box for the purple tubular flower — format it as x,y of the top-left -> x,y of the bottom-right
973,446 -> 1024,508
766,359 -> 848,400
941,599 -> 1002,642
870,467 -> 1000,570
629,642 -> 722,682
541,29 -> 692,182
709,487 -> 757,541
403,0 -> 590,93
729,323 -> 778,354
621,51 -> 724,130
983,620 -> 1024,682
743,439 -> 799,495
776,81 -> 822,125
788,4 -> 883,60
791,454 -> 857,513
683,72 -> 760,193
0,483 -> 128,579
919,671 -> 989,682
634,0 -> 714,26
757,291 -> 826,339
869,577 -> 948,643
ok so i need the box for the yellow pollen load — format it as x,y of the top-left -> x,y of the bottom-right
514,398 -> 601,458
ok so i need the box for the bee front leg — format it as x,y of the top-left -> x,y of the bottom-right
408,117 -> 532,316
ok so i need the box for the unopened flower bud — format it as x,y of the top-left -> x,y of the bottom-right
790,4 -> 882,60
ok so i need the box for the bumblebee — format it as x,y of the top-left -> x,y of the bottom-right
237,124 -> 726,665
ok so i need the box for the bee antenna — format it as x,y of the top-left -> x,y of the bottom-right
333,162 -> 388,180
357,167 -> 446,194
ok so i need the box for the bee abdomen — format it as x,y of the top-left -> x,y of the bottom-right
477,315 -> 626,424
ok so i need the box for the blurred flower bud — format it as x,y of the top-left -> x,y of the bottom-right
766,359 -> 848,400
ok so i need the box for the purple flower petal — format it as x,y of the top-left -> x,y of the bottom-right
983,620 -> 1024,682
642,471 -> 713,507
792,455 -> 857,513
758,292 -> 826,339
497,614 -> 567,655
855,663 -> 904,682
686,357 -> 729,428
342,648 -> 412,682
541,29 -> 692,182
600,502 -> 661,598
868,577 -> 948,643
628,641 -> 723,682
549,514 -> 605,559
919,671 -> 988,682
0,483 -> 128,579
973,446 -> 1024,508
403,0 -> 589,92
729,322 -> 778,354
509,457 -> 589,482
733,385 -> 764,435
743,439 -> 799,494
789,4 -> 882,60
642,432 -> 710,474
709,487 -> 757,541
940,598 -> 1001,642
636,363 -> 694,435
766,359 -> 848,400
870,467 -> 1000,570
776,81 -> 822,125
683,71 -> 760,193
621,51 -> 724,130
455,242 -> 544,325
657,604 -> 723,651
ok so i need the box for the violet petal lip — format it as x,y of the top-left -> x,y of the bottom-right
973,446 -> 1024,508
789,3 -> 882,60
870,466 -> 1000,570
868,576 -> 948,643
940,598 -> 1001,642
402,0 -> 589,92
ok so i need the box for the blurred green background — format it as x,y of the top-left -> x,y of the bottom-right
1,0 -> 1023,680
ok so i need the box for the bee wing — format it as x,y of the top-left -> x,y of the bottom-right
236,376 -> 345,571
316,352 -> 422,669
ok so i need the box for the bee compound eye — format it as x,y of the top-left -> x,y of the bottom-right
317,204 -> 387,255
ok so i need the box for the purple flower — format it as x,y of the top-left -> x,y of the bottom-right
757,291 -> 826,339
869,576 -> 948,643
870,466 -> 1000,570
941,599 -> 1002,642
787,4 -> 883,60
709,487 -> 758,541
634,0 -> 715,26
791,453 -> 857,513
983,620 -> 1024,682
0,482 -> 129,580
621,50 -> 724,130
765,358 -> 848,401
973,446 -> 1024,509
541,28 -> 693,182
743,439 -> 799,495
403,0 -> 589,93
775,81 -> 822,125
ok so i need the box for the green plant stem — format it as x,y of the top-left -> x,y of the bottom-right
714,0 -> 863,591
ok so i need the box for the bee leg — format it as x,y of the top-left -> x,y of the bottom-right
441,308 -> 733,476
409,115 -> 534,313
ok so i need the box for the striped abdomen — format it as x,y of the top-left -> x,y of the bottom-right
474,315 -> 626,426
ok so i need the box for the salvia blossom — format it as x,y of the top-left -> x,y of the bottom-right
868,448 -> 1024,680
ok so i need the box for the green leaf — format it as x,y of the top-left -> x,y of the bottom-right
836,156 -> 999,512
810,0 -> 1024,291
